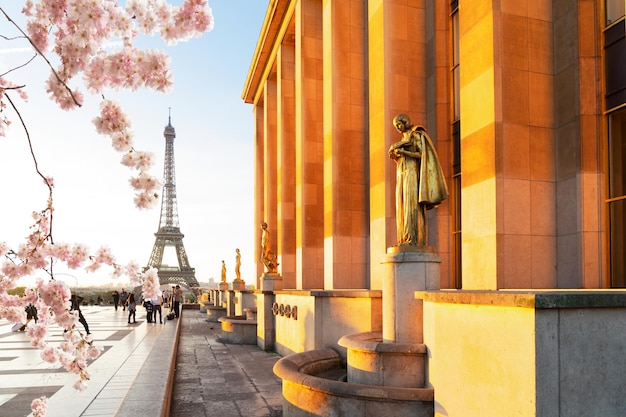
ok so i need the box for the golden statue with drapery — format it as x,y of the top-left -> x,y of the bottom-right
388,114 -> 448,250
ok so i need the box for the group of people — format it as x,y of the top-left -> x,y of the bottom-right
14,293 -> 91,335
14,284 -> 186,336
111,289 -> 130,311
111,284 -> 184,324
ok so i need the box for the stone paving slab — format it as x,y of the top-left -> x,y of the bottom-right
170,310 -> 283,417
0,305 -> 284,417
0,305 -> 172,417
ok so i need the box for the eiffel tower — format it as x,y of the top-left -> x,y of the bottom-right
146,115 -> 199,289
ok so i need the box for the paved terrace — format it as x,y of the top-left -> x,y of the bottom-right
0,305 -> 283,417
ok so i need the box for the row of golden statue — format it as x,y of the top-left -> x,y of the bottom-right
223,113 -> 449,281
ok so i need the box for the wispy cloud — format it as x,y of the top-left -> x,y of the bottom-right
0,46 -> 34,54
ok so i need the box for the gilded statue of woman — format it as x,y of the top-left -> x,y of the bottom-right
260,222 -> 279,273
221,260 -> 227,282
235,248 -> 241,280
388,114 -> 448,248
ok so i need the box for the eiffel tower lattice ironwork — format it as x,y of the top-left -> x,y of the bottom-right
145,116 -> 199,289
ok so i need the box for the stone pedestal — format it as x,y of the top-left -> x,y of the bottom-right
261,272 -> 283,291
235,291 -> 256,317
256,291 -> 278,351
382,248 -> 441,344
218,281 -> 229,309
225,291 -> 236,317
218,316 -> 258,344
206,305 -> 227,322
232,279 -> 246,291
338,331 -> 427,388
211,289 -> 220,306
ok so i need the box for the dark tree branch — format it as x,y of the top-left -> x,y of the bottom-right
1,53 -> 37,79
4,92 -> 55,245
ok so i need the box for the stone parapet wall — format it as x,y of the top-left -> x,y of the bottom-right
272,290 -> 382,357
420,290 -> 626,417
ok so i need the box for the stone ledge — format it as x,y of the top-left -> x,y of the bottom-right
272,289 -> 382,298
416,289 -> 626,309
116,310 -> 182,417
338,331 -> 426,354
218,316 -> 258,344
274,348 -> 433,402
218,315 -> 254,324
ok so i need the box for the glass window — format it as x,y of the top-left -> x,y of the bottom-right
610,199 -> 626,287
609,108 -> 626,198
604,20 -> 626,110
451,1 -> 461,288
452,10 -> 460,121
606,0 -> 625,25
609,107 -> 626,287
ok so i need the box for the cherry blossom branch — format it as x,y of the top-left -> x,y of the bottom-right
0,54 -> 37,78
0,7 -> 82,108
4,91 -> 55,240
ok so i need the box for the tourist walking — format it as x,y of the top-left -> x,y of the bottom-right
70,294 -> 90,335
127,293 -> 137,324
112,290 -> 120,310
18,303 -> 38,331
162,288 -> 171,310
152,293 -> 163,324
119,288 -> 129,311
173,285 -> 183,318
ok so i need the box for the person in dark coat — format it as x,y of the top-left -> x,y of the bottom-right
112,290 -> 120,310
119,289 -> 129,311
127,293 -> 137,324
70,294 -> 90,335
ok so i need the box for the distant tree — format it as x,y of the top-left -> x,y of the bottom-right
7,286 -> 26,296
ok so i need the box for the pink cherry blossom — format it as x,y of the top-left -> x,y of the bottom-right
134,190 -> 159,209
142,267 -> 160,299
31,396 -> 47,417
129,171 -> 160,192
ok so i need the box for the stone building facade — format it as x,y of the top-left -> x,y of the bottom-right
242,1 -> 626,415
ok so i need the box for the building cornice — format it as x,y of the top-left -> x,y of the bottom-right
241,0 -> 293,105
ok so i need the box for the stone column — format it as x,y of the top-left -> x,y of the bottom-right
277,41 -> 297,289
367,0 -> 428,290
254,105 -> 265,282
459,0 -> 559,290
322,0 -> 368,290
263,77 -> 279,281
295,0 -> 324,290
256,291 -> 276,351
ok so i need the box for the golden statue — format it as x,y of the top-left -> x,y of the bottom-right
235,248 -> 241,280
260,222 -> 279,273
221,260 -> 227,282
388,114 -> 448,249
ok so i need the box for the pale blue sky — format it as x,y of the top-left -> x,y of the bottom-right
0,1 -> 268,288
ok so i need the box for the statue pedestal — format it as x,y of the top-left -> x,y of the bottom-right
232,279 -> 246,291
382,247 -> 441,344
218,281 -> 230,310
261,272 -> 283,291
339,331 -> 427,388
